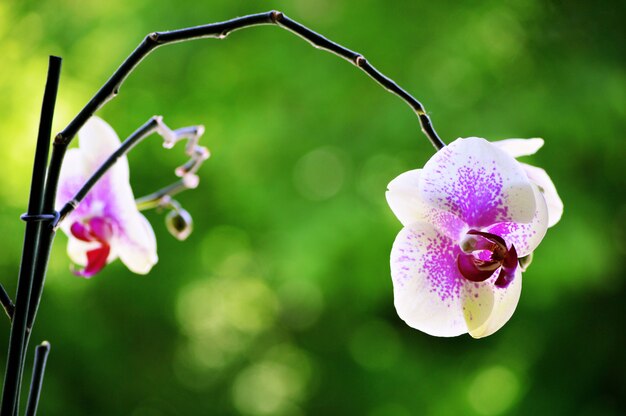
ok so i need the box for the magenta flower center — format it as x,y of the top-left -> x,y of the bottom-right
70,217 -> 114,277
456,229 -> 518,288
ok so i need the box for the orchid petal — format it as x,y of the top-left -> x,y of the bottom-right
492,138 -> 544,158
463,267 -> 522,339
386,169 -> 467,240
419,137 -> 536,228
78,116 -> 129,179
521,164 -> 563,227
390,222 -> 467,337
486,183 -> 549,257
386,169 -> 427,226
56,149 -> 90,228
115,213 -> 158,274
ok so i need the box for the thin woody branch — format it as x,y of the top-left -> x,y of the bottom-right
55,10 -> 444,149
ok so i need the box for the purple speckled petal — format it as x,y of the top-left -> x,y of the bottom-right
486,183 -> 549,257
386,169 -> 467,240
390,222 -> 469,337
419,137 -> 536,228
492,138 -> 544,158
463,267 -> 522,339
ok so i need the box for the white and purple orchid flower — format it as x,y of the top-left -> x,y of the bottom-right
386,137 -> 562,338
56,117 -> 158,277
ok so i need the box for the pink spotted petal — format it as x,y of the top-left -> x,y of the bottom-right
390,222 -> 468,337
492,138 -> 544,158
486,183 -> 549,257
386,169 -> 467,240
419,137 -> 536,228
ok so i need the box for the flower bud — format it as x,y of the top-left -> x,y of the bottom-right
165,208 -> 193,241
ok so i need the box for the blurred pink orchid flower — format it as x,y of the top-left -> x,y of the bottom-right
386,137 -> 562,338
56,117 -> 158,277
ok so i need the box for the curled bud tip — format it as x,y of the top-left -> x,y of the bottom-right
182,174 -> 199,189
166,208 -> 193,241
197,146 -> 210,160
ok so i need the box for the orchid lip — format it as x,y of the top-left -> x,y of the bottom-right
70,217 -> 114,277
457,229 -> 518,288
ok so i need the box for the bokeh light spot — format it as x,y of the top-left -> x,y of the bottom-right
348,319 -> 402,371
293,146 -> 346,201
232,344 -> 312,416
467,366 -> 520,416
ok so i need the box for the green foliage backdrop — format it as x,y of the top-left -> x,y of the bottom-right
0,0 -> 624,415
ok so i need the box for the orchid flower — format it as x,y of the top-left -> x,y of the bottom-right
386,137 -> 561,338
56,116 -> 158,277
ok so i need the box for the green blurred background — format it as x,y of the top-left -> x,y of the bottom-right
0,0 -> 624,415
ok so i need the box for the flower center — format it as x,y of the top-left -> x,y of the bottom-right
457,229 -> 518,288
70,217 -> 114,277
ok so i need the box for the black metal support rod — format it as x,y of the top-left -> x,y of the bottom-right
24,342 -> 50,416
0,55 -> 61,416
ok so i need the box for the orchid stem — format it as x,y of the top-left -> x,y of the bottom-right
0,55 -> 61,416
24,341 -> 50,416
135,179 -> 188,211
0,284 -> 15,320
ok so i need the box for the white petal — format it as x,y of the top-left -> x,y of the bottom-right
464,268 -> 522,339
492,138 -> 544,158
67,237 -> 92,266
420,137 -> 536,227
386,169 -> 426,226
521,164 -> 563,228
115,213 -> 158,274
78,116 -> 129,180
386,169 -> 467,239
391,222 -> 468,337
485,183 -> 549,257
